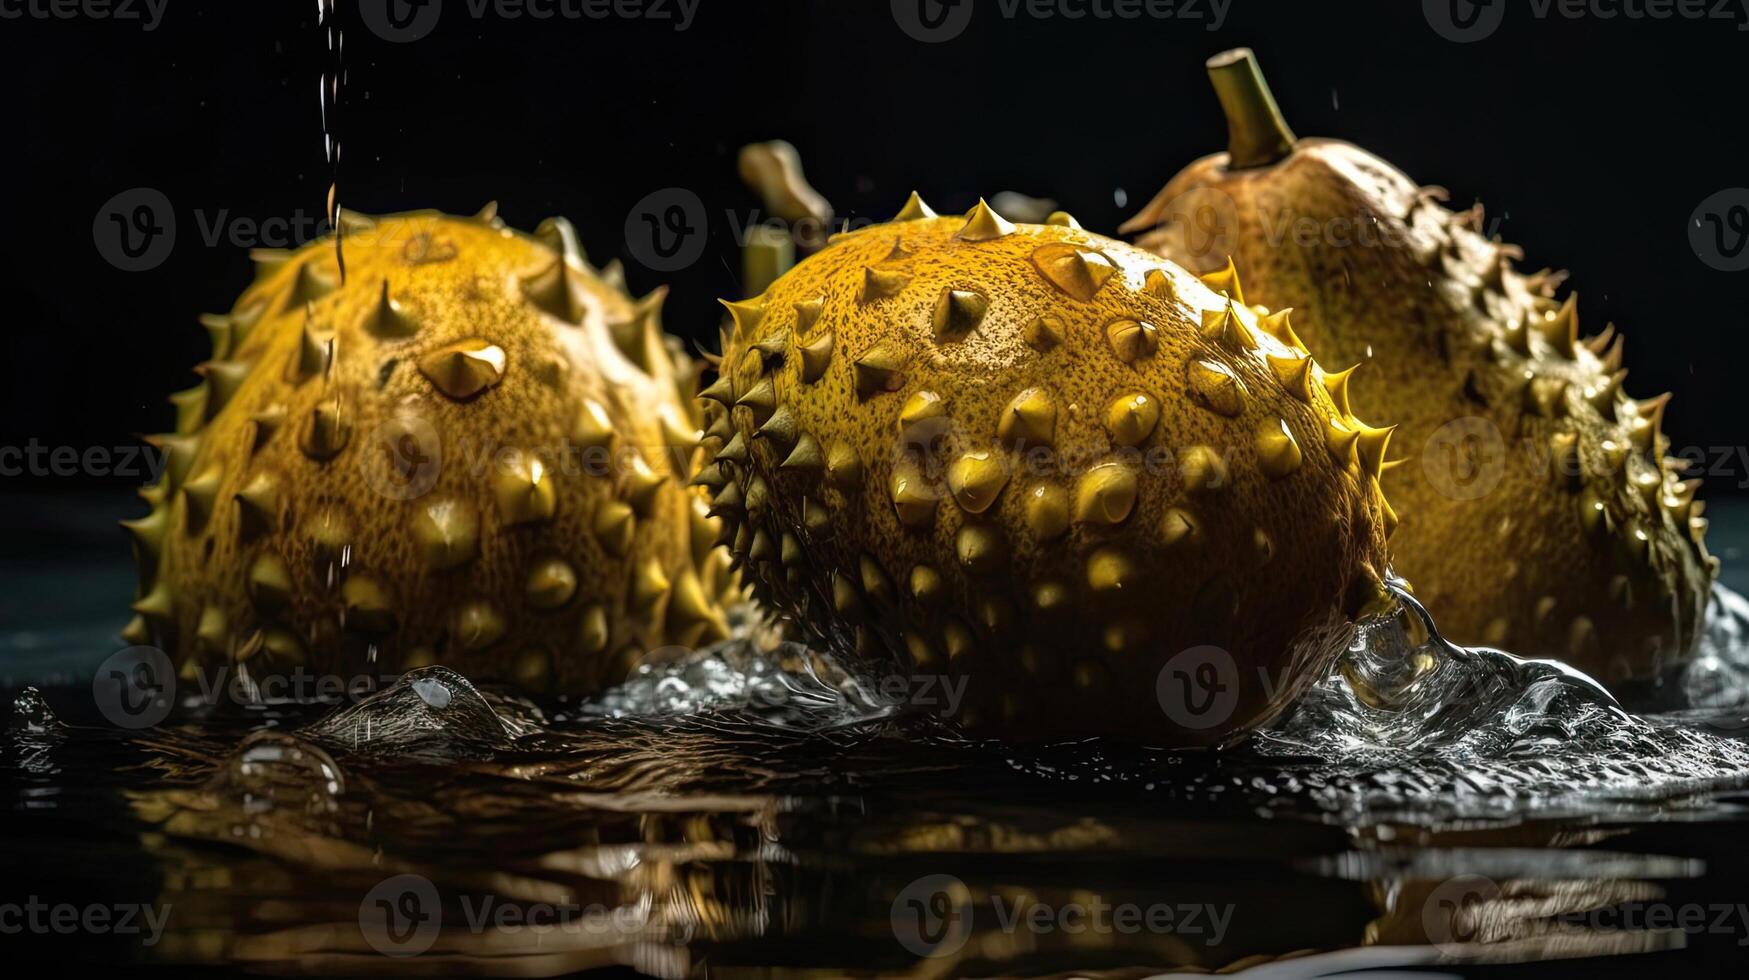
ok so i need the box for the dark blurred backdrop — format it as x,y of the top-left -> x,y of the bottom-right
3,0 -> 1747,497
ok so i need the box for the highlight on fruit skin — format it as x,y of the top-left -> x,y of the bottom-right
121,208 -> 736,694
708,194 -> 1395,744
1121,48 -> 1716,682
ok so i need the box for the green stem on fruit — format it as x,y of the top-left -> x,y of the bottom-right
1207,48 -> 1297,169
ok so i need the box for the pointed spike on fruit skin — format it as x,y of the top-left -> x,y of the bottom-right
608,288 -> 669,373
910,564 -> 946,605
234,471 -> 280,538
956,198 -> 1017,241
1024,315 -> 1066,352
1537,293 -> 1579,358
861,266 -> 911,302
300,399 -> 351,460
1105,318 -> 1158,363
832,570 -> 864,615
247,553 -> 293,612
890,461 -> 938,527
419,339 -> 507,401
1187,359 -> 1246,417
1105,392 -> 1160,447
756,403 -> 799,448
130,582 -> 175,625
1321,364 -> 1359,417
413,497 -> 480,570
494,452 -> 557,526
180,466 -> 222,528
1269,353 -> 1317,403
932,288 -> 990,339
892,191 -> 937,222
1031,242 -> 1115,302
1180,445 -> 1229,492
1072,463 -> 1138,527
955,525 -> 1007,575
735,376 -> 777,416
947,450 -> 1010,514
698,372 -> 736,406
719,297 -> 767,341
1199,256 -> 1246,306
715,431 -> 749,466
779,433 -> 824,474
1258,308 -> 1306,351
523,253 -> 582,323
998,387 -> 1057,447
853,343 -> 907,398
1205,47 -> 1298,169
1587,370 -> 1627,413
799,331 -> 835,383
630,558 -> 671,612
1354,424 -> 1396,477
825,440 -> 863,489
1023,483 -> 1070,541
1160,507 -> 1202,550
1045,210 -> 1081,229
169,384 -> 208,434
366,278 -> 418,338
1325,418 -> 1360,467
898,390 -> 946,431
1255,418 -> 1303,479
192,361 -> 250,426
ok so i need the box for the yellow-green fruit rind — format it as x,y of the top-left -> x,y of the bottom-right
712,199 -> 1392,744
124,211 -> 735,693
1127,54 -> 1714,682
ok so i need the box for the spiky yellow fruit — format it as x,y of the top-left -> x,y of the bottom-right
121,209 -> 734,692
710,196 -> 1393,743
1124,50 -> 1715,681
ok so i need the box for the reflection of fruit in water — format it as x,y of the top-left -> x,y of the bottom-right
709,194 -> 1394,743
122,209 -> 735,693
1126,49 -> 1715,681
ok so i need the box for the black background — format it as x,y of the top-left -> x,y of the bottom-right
3,0 -> 1747,494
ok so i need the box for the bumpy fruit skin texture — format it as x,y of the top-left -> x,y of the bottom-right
122,210 -> 734,693
709,198 -> 1393,744
1129,140 -> 1716,680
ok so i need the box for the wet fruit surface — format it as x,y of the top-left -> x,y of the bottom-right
122,210 -> 734,693
1126,50 -> 1715,681
711,196 -> 1394,743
